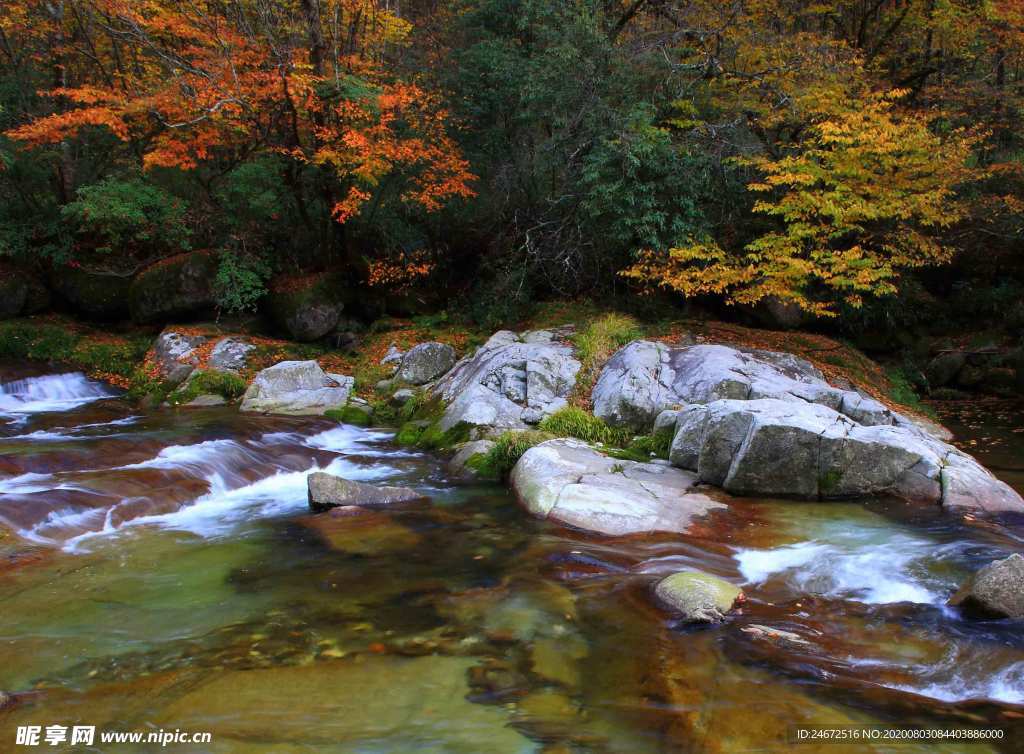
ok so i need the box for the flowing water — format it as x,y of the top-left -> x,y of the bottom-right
1,362 -> 1023,752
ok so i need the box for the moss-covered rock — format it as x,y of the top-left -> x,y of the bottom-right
266,271 -> 349,342
50,265 -> 131,320
129,251 -> 218,324
0,264 -> 50,319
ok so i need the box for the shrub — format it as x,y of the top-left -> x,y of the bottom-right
538,406 -> 629,446
476,430 -> 555,478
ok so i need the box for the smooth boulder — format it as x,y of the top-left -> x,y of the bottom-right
667,397 -> 1023,511
448,440 -> 496,479
240,360 -> 353,415
429,329 -> 581,433
397,342 -> 456,385
510,438 -> 726,536
307,472 -> 424,512
593,341 -> 906,433
654,571 -> 743,624
267,273 -> 347,342
949,553 -> 1024,618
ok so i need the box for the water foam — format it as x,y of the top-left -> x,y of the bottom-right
0,373 -> 115,414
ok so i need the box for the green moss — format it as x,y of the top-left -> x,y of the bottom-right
885,366 -> 936,419
819,467 -> 843,495
418,420 -> 473,450
626,427 -> 674,460
167,369 -> 247,405
325,404 -> 373,426
396,420 -> 430,446
0,322 -> 79,361
475,430 -> 555,478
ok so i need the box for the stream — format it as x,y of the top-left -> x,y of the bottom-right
1,363 -> 1023,752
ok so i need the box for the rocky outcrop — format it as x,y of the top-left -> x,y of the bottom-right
429,329 -> 581,434
510,438 -> 726,536
397,342 -> 456,385
208,337 -> 255,372
666,397 -> 1023,511
0,264 -> 49,319
240,360 -> 353,415
153,331 -> 207,386
949,553 -> 1024,618
593,341 -> 906,433
50,265 -> 131,320
129,251 -> 217,324
654,571 -> 743,624
307,472 -> 424,512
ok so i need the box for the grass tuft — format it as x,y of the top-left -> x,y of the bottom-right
570,313 -> 643,404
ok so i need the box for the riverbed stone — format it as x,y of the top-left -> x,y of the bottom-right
152,330 -> 207,386
307,471 -> 424,512
397,342 -> 456,385
654,571 -> 743,624
208,337 -> 255,372
240,360 -> 353,415
448,440 -> 497,479
593,341 -> 908,434
429,329 -> 581,433
510,438 -> 726,536
666,396 -> 1022,510
949,553 -> 1024,618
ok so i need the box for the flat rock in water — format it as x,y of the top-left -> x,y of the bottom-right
429,329 -> 580,433
949,553 -> 1024,618
240,360 -> 353,415
510,438 -> 726,536
654,571 -> 743,624
307,471 -> 424,512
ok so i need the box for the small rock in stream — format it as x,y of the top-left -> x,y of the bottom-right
654,571 -> 743,624
307,471 -> 425,512
949,553 -> 1024,619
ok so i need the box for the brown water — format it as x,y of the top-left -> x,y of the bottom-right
0,363 -> 1023,753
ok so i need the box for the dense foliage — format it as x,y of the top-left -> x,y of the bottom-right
0,0 -> 1022,326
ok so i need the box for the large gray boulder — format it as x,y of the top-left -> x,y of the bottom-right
208,337 -> 255,372
240,360 -> 353,415
397,342 -> 456,385
510,438 -> 726,536
654,571 -> 743,624
153,331 -> 207,386
307,472 -> 424,512
667,397 -> 1023,511
429,330 -> 581,433
949,553 -> 1024,618
593,341 -> 906,433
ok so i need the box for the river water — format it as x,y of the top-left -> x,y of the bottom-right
0,364 -> 1022,752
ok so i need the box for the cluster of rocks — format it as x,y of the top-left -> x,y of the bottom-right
926,347 -> 1022,397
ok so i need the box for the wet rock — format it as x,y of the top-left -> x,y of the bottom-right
185,394 -> 226,407
397,342 -> 456,385
208,337 -> 255,372
429,329 -> 581,434
654,571 -> 743,624
298,508 -> 422,554
510,438 -> 726,536
667,397 -> 1023,512
949,553 -> 1024,619
240,360 -> 353,415
307,471 -> 424,512
448,440 -> 496,480
129,251 -> 217,324
593,341 -> 910,434
153,330 -> 207,386
529,635 -> 587,688
739,624 -> 814,650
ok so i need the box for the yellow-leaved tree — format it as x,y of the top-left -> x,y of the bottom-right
623,91 -> 979,316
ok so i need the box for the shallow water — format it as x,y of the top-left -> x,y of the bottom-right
1,364 -> 1022,752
